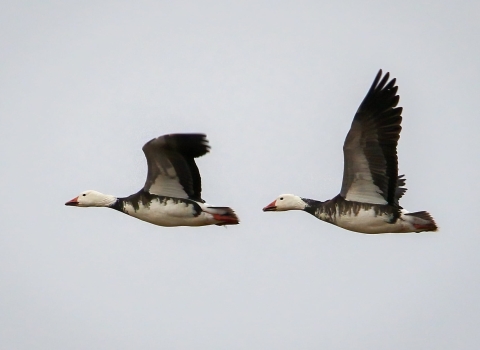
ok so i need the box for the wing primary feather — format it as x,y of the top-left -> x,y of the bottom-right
395,174 -> 407,201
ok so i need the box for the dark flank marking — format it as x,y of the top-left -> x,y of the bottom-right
303,195 -> 398,224
110,189 -> 203,217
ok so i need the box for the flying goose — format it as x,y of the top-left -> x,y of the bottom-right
263,70 -> 437,234
66,133 -> 239,227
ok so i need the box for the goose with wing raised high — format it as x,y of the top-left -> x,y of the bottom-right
263,71 -> 437,234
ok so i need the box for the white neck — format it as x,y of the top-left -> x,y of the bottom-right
96,193 -> 117,207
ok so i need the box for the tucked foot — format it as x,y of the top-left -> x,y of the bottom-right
406,211 -> 438,232
213,213 -> 239,225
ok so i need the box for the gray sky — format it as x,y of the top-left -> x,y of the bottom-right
1,1 -> 479,349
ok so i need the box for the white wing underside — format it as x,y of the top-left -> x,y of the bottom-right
344,150 -> 388,205
146,156 -> 189,198
148,175 -> 189,198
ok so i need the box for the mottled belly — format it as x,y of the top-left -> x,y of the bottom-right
333,209 -> 405,234
122,199 -> 210,227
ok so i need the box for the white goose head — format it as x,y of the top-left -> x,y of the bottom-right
65,190 -> 117,208
263,194 -> 307,212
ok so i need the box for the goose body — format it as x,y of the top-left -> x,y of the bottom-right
302,196 -> 436,234
263,71 -> 437,234
66,134 -> 239,227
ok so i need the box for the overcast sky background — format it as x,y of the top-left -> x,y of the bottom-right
1,1 -> 479,349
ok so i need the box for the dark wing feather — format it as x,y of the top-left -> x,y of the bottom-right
142,133 -> 210,202
340,70 -> 403,207
395,174 -> 407,202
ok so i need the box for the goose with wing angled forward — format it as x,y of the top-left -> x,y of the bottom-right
263,71 -> 437,234
66,133 -> 239,227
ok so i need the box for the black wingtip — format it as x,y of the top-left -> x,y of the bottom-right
168,133 -> 211,158
367,69 -> 393,98
360,70 -> 399,115
370,70 -> 383,91
146,133 -> 211,158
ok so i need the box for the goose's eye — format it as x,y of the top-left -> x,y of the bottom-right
280,197 -> 284,200
82,194 -> 86,196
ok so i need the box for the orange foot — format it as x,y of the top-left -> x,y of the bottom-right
213,214 -> 239,226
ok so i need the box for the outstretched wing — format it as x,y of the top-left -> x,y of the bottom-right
142,133 -> 210,202
340,70 -> 403,207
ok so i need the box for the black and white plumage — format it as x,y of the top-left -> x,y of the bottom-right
263,70 -> 437,234
66,134 -> 239,227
